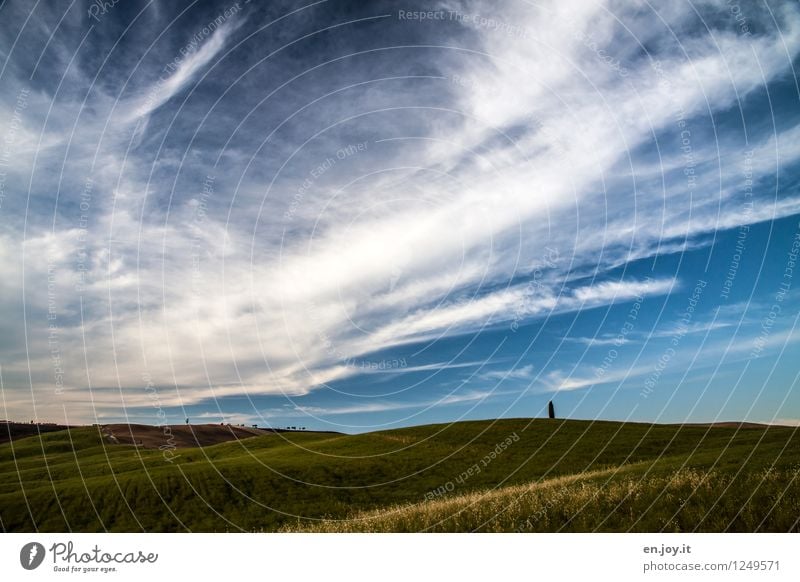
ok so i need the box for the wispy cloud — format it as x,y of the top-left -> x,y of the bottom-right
125,17 -> 243,125
480,364 -> 534,381
565,336 -> 630,348
1,0 -> 799,424
266,388 -> 503,418
649,320 -> 733,339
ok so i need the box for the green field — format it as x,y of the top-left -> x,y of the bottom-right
1,419 -> 798,532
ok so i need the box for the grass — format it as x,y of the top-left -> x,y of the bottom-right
281,465 -> 800,532
1,419 -> 798,532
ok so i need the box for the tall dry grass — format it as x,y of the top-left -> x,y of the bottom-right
280,465 -> 800,532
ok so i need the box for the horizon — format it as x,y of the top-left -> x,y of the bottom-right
2,413 -> 799,436
1,0 -> 799,433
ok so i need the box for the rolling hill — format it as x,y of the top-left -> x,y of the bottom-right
0,419 -> 798,532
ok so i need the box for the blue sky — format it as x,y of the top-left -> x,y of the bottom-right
0,0 -> 799,432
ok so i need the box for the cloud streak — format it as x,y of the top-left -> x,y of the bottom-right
0,0 -> 799,426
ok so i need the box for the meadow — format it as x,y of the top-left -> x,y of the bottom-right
1,419 -> 798,532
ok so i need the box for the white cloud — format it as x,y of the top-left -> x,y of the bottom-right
2,0 -> 800,422
268,388 -> 502,418
565,336 -> 630,347
124,18 -> 242,124
480,364 -> 534,381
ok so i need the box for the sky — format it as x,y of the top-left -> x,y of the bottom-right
0,0 -> 799,432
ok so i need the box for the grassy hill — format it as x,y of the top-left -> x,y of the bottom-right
1,419 -> 798,532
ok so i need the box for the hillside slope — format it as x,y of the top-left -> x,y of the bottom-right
0,419 -> 798,532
